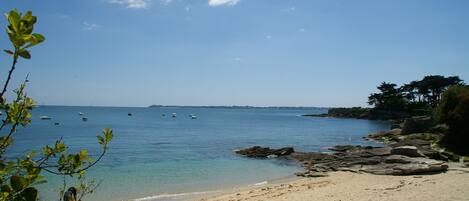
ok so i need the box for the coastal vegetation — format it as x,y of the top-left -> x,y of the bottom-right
368,75 -> 463,118
0,10 -> 112,201
435,85 -> 469,152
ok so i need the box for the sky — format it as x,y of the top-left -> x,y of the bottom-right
0,0 -> 468,107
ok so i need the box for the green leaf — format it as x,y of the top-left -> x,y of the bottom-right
10,176 -> 26,191
3,49 -> 14,55
0,185 -> 11,193
97,135 -> 105,145
6,10 -> 21,32
18,49 -> 31,59
21,187 -> 38,201
104,128 -> 113,142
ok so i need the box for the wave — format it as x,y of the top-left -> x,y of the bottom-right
252,181 -> 268,186
134,190 -> 217,201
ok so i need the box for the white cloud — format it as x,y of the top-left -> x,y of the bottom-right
282,6 -> 296,12
82,22 -> 100,31
208,0 -> 240,7
108,0 -> 152,9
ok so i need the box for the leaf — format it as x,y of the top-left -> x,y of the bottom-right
6,10 -> 21,32
10,176 -> 26,191
0,185 -> 11,193
104,128 -> 113,142
3,50 -> 14,55
21,187 -> 37,201
96,135 -> 105,145
18,49 -> 31,59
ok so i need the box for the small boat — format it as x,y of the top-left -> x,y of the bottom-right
54,122 -> 60,125
78,112 -> 84,116
40,116 -> 51,120
172,113 -> 177,118
128,113 -> 132,116
191,115 -> 197,119
82,117 -> 88,121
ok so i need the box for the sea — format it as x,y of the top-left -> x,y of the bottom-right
9,106 -> 390,201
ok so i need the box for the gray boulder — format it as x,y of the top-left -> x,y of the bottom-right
236,146 -> 294,158
401,116 -> 433,135
363,157 -> 448,175
385,155 -> 413,164
391,146 -> 425,157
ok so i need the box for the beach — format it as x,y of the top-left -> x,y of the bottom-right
197,163 -> 469,201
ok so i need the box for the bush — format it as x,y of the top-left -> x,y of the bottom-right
435,85 -> 469,147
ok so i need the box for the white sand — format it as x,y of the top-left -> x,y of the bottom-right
196,165 -> 469,201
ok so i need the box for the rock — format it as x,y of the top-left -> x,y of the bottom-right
440,151 -> 460,162
366,129 -> 402,142
364,147 -> 392,156
329,145 -> 362,152
236,146 -> 295,158
363,157 -> 448,175
274,147 -> 295,156
390,139 -> 431,148
401,116 -> 433,135
391,158 -> 448,175
295,172 -> 328,177
329,145 -> 391,157
429,124 -> 449,134
391,146 -> 425,157
385,155 -> 413,164
267,154 -> 278,158
290,152 -> 337,162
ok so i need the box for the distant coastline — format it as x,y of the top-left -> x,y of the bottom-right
148,105 -> 328,110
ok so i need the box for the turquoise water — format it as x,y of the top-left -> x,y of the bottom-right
10,106 -> 389,200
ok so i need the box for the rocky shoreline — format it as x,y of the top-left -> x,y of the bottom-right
235,116 -> 468,177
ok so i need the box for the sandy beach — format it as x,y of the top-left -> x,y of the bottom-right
196,164 -> 469,201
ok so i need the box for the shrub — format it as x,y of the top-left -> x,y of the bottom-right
435,85 -> 469,147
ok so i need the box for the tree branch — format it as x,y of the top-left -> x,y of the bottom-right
0,55 -> 19,102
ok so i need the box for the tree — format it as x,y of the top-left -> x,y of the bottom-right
0,9 -> 113,201
368,82 -> 406,111
416,75 -> 463,107
435,85 -> 469,146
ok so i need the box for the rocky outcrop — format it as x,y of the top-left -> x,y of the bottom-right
366,129 -> 402,142
363,157 -> 448,175
235,146 -> 294,158
236,145 -> 448,176
401,116 -> 433,134
391,146 -> 425,157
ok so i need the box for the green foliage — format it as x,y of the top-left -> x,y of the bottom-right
4,9 -> 45,60
368,82 -> 407,111
368,75 -> 464,118
327,107 -> 370,119
0,9 -> 113,201
435,85 -> 469,146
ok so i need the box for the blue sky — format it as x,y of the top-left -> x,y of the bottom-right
0,0 -> 468,107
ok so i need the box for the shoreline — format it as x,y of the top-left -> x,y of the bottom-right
193,163 -> 469,201
130,175 -> 301,201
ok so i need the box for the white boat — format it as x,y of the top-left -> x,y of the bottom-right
40,116 -> 51,120
78,112 -> 84,116
191,115 -> 197,119
172,113 -> 177,118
